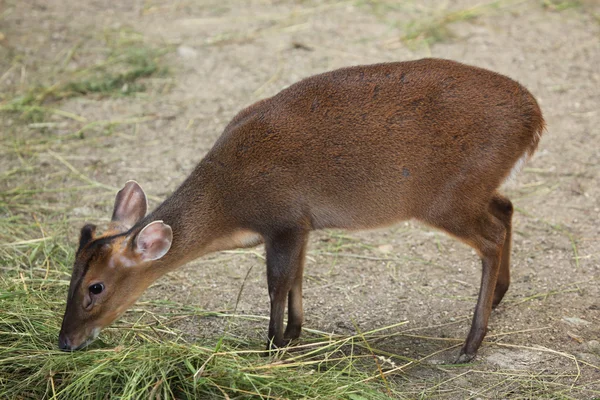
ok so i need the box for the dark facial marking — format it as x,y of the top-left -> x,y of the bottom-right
69,231 -> 128,302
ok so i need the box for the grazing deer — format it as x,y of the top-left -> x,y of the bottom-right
59,58 -> 545,362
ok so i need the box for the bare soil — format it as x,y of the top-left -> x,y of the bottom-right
2,0 -> 599,398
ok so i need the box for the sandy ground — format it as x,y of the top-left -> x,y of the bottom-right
1,0 -> 599,398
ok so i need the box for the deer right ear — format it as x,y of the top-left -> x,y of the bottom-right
111,181 -> 147,231
78,224 -> 96,252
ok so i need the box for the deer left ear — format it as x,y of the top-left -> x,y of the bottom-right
134,221 -> 172,261
111,181 -> 147,231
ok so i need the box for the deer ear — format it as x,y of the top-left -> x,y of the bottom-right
78,224 -> 96,252
134,221 -> 172,261
111,181 -> 147,231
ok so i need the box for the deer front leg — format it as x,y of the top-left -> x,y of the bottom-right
265,229 -> 308,350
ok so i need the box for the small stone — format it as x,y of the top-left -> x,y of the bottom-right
586,340 -> 600,353
177,45 -> 198,59
562,317 -> 591,327
377,244 -> 393,253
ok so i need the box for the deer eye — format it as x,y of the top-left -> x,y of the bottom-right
89,283 -> 104,295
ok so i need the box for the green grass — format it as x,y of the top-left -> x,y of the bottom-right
0,37 -> 168,123
362,0 -> 590,50
0,234 -> 406,399
0,155 -> 400,398
0,180 -> 402,398
359,0 -> 513,48
399,0 -> 512,48
541,0 -> 582,11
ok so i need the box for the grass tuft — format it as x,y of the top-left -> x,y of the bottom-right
541,0 -> 582,11
400,1 -> 503,47
0,225 -> 397,398
0,43 -> 168,123
63,47 -> 165,97
0,272 -> 397,398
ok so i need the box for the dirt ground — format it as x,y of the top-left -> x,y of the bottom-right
2,0 -> 599,398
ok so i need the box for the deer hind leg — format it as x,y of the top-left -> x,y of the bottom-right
429,207 -> 506,363
284,238 -> 307,341
489,193 -> 514,308
265,229 -> 308,350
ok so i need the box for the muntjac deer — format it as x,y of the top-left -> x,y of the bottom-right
59,58 -> 545,362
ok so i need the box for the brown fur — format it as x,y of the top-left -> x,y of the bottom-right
59,58 -> 545,362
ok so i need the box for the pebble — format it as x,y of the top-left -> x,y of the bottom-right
586,340 -> 600,353
177,45 -> 198,59
377,244 -> 393,253
562,316 -> 591,326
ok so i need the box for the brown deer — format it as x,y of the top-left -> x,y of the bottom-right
59,58 -> 545,363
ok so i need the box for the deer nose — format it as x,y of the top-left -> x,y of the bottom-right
58,333 -> 72,351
